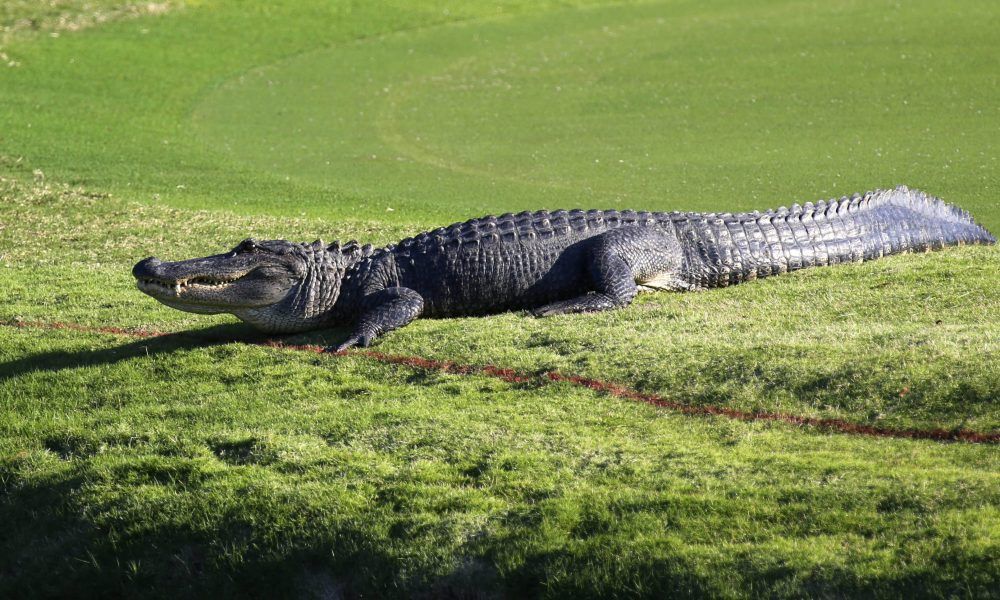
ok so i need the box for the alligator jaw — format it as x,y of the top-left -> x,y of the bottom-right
131,250 -> 303,314
135,271 -> 252,301
133,253 -> 259,307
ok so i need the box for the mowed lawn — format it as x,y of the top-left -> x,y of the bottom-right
1,0 -> 998,597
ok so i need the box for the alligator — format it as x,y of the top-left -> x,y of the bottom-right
133,186 -> 995,351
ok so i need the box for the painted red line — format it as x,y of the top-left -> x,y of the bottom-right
4,319 -> 998,444
542,372 -> 998,443
5,319 -> 166,338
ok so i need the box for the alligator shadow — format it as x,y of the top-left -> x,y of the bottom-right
0,467 -> 394,598
0,324 -> 276,383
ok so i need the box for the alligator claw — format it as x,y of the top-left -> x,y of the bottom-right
325,334 -> 372,353
326,340 -> 356,353
531,305 -> 576,318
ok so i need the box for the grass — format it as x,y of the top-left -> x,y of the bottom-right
1,0 -> 998,597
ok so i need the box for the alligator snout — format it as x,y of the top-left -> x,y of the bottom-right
132,257 -> 163,280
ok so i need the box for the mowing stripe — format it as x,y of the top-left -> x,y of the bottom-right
3,319 -> 997,444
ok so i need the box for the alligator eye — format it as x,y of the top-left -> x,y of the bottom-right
235,239 -> 259,253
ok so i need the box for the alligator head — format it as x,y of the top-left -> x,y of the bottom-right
133,238 -> 353,332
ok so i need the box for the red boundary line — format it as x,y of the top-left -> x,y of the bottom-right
4,319 -> 997,444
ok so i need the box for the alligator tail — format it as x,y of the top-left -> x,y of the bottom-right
860,185 -> 995,249
682,186 -> 995,288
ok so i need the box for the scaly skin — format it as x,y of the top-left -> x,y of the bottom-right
133,187 -> 995,351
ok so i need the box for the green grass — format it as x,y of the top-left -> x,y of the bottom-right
1,0 -> 999,597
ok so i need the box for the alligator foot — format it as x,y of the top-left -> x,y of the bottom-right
531,293 -> 619,317
324,334 -> 373,353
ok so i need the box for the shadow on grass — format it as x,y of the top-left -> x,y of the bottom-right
0,468 -> 396,598
0,324 -> 272,383
0,465 -> 720,599
3,465 -> 992,598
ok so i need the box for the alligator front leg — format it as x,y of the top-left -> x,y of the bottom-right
326,287 -> 424,352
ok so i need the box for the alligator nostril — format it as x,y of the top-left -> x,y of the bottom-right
132,257 -> 162,278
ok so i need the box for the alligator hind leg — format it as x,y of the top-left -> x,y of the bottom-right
326,286 -> 424,352
531,254 -> 635,317
532,226 -> 681,317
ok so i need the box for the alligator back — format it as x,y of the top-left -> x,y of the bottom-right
390,209 -> 655,315
379,187 -> 993,315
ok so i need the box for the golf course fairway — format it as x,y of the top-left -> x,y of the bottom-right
1,0 -> 998,597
